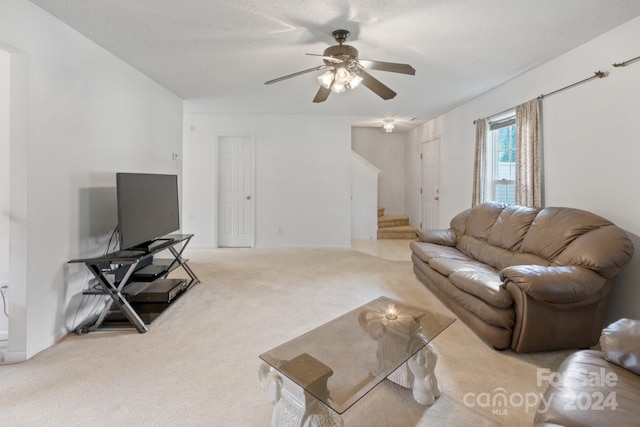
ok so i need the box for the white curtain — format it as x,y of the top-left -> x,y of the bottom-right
515,99 -> 543,207
472,118 -> 487,207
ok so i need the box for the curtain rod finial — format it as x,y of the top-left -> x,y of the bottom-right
612,54 -> 640,68
595,70 -> 606,78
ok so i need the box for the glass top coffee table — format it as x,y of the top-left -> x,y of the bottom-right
259,296 -> 455,426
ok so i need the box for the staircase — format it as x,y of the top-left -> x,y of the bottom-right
377,207 -> 419,239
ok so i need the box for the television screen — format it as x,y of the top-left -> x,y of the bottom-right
116,173 -> 180,250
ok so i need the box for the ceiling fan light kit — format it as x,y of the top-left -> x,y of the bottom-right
317,67 -> 363,93
265,29 -> 415,103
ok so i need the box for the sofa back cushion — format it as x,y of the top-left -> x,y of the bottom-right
554,225 -> 635,278
456,235 -> 503,269
464,202 -> 504,240
488,205 -> 539,251
457,234 -> 551,271
450,207 -> 471,238
456,203 -> 633,276
520,207 -> 611,260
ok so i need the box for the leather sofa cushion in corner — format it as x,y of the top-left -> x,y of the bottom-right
535,349 -> 640,426
600,318 -> 640,375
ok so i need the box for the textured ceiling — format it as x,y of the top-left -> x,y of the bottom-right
28,0 -> 640,131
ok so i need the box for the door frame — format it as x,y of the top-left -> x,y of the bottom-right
420,136 -> 441,231
213,133 -> 256,248
1,44 -> 28,363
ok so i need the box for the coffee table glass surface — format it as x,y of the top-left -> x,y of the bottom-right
259,296 -> 455,414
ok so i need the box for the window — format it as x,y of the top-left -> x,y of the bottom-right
489,114 -> 516,205
474,99 -> 541,208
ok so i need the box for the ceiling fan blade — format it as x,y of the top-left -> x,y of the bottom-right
265,65 -> 328,85
358,70 -> 397,100
305,53 -> 344,64
359,60 -> 416,75
312,86 -> 331,103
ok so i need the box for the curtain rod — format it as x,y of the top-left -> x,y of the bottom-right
473,70 -> 606,124
613,54 -> 640,67
537,71 -> 606,99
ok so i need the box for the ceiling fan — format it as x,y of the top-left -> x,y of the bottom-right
265,29 -> 416,103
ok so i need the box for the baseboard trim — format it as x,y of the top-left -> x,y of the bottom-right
187,244 -> 354,250
2,349 -> 26,364
255,244 -> 352,249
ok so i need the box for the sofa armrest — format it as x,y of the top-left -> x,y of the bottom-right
500,265 -> 607,304
416,228 -> 458,247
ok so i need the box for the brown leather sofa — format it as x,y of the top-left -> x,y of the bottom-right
534,318 -> 640,426
410,202 -> 634,352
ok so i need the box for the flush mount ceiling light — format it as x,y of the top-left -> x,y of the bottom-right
383,118 -> 395,132
265,29 -> 415,103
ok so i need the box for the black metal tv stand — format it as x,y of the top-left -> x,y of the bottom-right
69,234 -> 199,333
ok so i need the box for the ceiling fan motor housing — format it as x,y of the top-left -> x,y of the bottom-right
323,45 -> 359,66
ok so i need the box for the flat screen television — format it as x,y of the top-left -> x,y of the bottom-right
116,173 -> 180,251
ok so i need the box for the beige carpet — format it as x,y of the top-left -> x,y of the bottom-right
0,247 -> 572,426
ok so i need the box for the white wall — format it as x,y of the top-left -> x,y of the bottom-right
351,152 -> 380,239
406,15 -> 640,322
352,128 -> 407,215
183,114 -> 352,248
1,0 -> 183,361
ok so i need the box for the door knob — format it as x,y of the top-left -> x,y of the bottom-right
246,195 -> 252,200
434,196 -> 440,201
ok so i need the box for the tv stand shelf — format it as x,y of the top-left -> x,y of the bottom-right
69,234 -> 199,333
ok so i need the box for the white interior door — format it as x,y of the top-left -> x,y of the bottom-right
217,135 -> 254,247
421,138 -> 440,230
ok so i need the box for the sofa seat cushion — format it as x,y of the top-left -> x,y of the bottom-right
449,270 -> 513,308
410,241 -> 471,263
439,279 -> 516,330
427,257 -> 493,277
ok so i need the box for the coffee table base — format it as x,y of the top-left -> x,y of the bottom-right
260,363 -> 344,427
388,343 -> 440,405
259,344 -> 439,427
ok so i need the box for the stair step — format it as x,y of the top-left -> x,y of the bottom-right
378,207 -> 385,217
377,225 -> 419,240
378,215 -> 410,228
